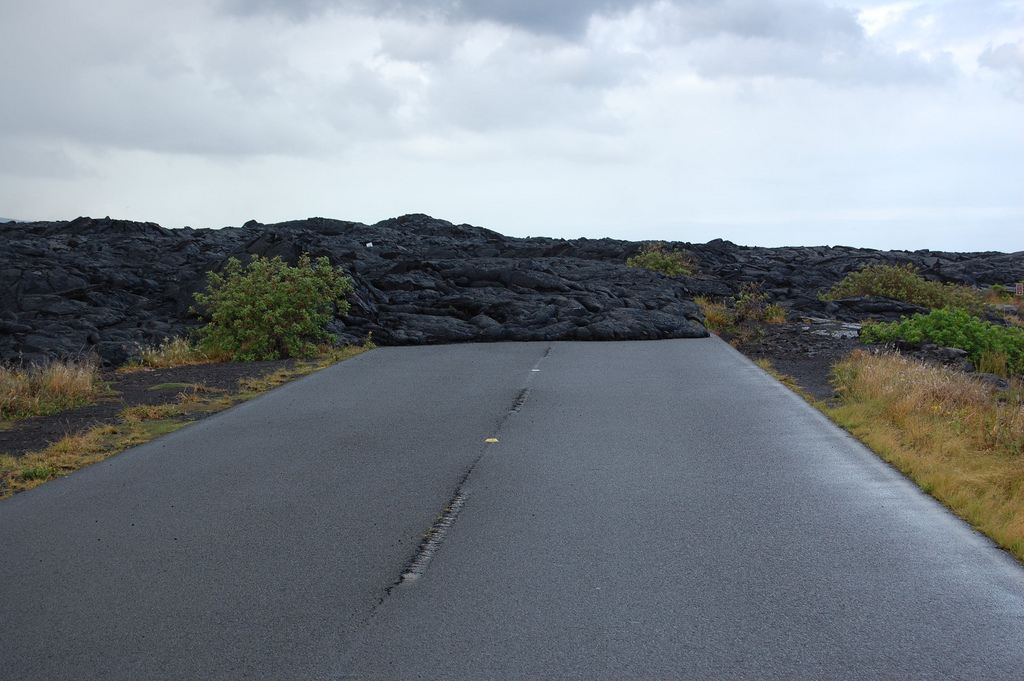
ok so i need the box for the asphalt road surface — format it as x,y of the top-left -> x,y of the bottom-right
3,339 -> 1024,679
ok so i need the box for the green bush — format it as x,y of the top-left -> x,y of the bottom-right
821,263 -> 980,313
193,254 -> 353,361
861,308 -> 1024,375
626,242 -> 698,277
733,282 -> 785,323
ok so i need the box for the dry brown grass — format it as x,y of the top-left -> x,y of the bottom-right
0,359 -> 103,420
118,337 -> 226,373
827,349 -> 1024,561
0,419 -> 187,496
695,296 -> 734,334
981,286 -> 1024,308
696,295 -> 784,348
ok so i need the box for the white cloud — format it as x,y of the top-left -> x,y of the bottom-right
980,40 -> 1024,75
0,0 -> 1021,251
0,138 -> 89,179
218,0 -> 652,37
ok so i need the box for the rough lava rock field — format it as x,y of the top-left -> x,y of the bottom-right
2,213 -> 1023,369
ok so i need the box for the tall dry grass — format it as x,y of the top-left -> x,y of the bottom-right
118,337 -> 227,372
828,349 -> 1024,560
0,359 -> 102,420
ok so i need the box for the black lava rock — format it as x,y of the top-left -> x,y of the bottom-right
2,213 -> 1021,367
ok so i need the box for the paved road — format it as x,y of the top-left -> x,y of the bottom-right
2,339 -> 1024,679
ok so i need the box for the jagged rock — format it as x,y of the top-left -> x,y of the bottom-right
892,340 -> 974,373
2,213 -> 1022,366
973,373 -> 1011,391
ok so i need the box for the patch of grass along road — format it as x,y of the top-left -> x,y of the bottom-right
0,346 -> 369,499
826,350 -> 1024,561
117,336 -> 229,372
760,350 -> 1024,563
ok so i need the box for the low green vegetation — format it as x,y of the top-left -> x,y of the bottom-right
696,282 -> 786,343
861,308 -> 1024,376
821,263 -> 981,313
193,253 -> 354,361
732,282 -> 786,324
626,242 -> 699,277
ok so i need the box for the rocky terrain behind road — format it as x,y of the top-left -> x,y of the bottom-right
2,213 -> 1023,368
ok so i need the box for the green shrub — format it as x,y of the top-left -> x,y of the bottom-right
626,242 -> 699,277
695,296 -> 736,334
731,282 -> 786,324
861,307 -> 1024,375
821,263 -> 980,313
193,254 -> 353,361
695,283 -> 785,344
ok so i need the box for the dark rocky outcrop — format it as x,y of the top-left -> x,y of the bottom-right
2,213 -> 1022,367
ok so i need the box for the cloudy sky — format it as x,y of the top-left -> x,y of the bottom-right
1,0 -> 1021,251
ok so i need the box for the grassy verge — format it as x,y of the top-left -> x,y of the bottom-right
760,348 -> 1024,563
825,350 -> 1024,560
0,344 -> 370,499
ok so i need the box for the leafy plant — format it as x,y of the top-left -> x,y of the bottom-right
695,296 -> 736,334
18,464 -> 59,482
695,283 -> 785,346
626,242 -> 699,277
733,282 -> 784,323
861,307 -> 1024,375
821,263 -> 980,313
193,254 -> 354,361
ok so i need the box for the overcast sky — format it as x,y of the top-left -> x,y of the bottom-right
1,0 -> 1021,251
